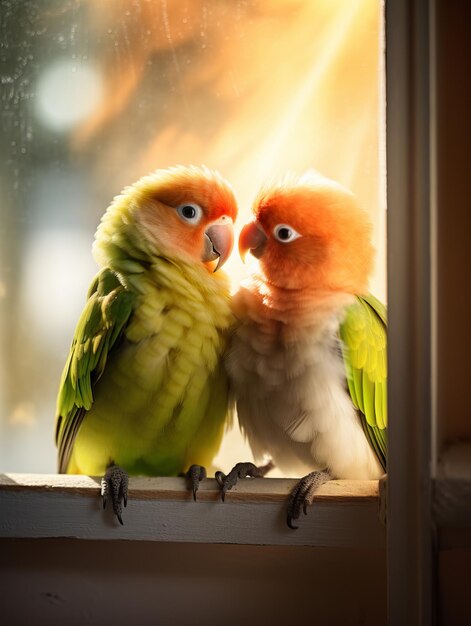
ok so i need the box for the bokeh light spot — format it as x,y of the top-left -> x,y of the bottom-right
35,59 -> 103,132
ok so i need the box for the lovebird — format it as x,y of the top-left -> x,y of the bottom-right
55,165 -> 238,523
222,172 -> 387,528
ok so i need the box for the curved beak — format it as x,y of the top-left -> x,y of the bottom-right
202,221 -> 234,272
238,221 -> 267,262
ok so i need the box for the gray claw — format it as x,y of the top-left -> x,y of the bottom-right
216,461 -> 274,501
186,464 -> 207,501
286,469 -> 331,529
101,465 -> 129,525
214,471 -> 226,488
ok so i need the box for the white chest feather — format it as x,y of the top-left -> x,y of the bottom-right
227,296 -> 383,479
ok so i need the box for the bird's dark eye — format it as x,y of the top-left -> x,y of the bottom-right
176,203 -> 203,224
278,227 -> 291,240
182,205 -> 196,218
273,223 -> 301,243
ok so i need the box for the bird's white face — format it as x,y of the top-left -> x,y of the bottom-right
134,167 -> 238,272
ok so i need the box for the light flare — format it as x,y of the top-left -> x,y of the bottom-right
70,0 -> 385,472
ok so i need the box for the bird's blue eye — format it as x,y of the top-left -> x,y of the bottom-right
273,224 -> 301,243
176,203 -> 203,224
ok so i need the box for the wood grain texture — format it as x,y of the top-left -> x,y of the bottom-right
0,473 -> 384,547
0,473 -> 379,500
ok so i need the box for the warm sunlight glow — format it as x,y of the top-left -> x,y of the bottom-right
69,0 -> 385,475
0,0 -> 384,475
76,0 -> 385,298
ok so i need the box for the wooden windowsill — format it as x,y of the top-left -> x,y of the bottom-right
0,473 -> 384,548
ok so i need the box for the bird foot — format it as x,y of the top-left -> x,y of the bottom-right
101,465 -> 129,525
286,469 -> 332,529
185,464 -> 207,501
215,460 -> 274,502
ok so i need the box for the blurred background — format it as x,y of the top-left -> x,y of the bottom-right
0,0 -> 384,474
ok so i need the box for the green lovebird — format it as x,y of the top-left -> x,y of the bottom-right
54,165 -> 238,523
221,172 -> 387,527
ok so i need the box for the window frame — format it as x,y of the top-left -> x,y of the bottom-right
2,3 -> 470,624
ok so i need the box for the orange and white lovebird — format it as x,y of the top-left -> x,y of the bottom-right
222,172 -> 387,527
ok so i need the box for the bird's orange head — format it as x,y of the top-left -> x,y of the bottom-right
96,165 -> 238,272
239,172 -> 374,293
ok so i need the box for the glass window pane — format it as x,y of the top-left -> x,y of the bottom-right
0,0 -> 384,473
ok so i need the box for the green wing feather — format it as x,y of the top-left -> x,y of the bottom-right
339,294 -> 387,470
55,268 -> 136,473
